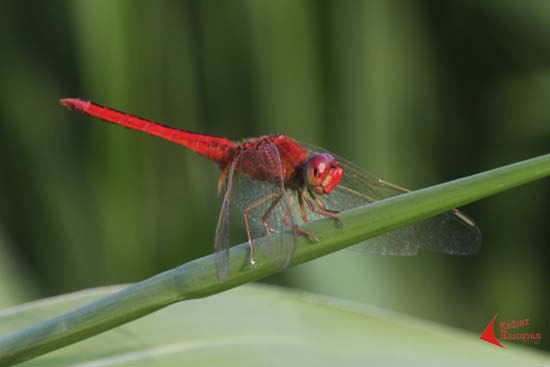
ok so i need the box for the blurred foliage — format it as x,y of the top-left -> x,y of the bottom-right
0,0 -> 548,352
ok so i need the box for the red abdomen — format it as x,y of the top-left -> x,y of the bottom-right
60,98 -> 235,165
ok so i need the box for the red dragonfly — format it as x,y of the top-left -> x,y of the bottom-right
60,98 -> 481,281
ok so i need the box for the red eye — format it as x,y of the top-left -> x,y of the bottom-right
305,153 -> 343,194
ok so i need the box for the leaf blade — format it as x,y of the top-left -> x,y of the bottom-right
1,285 -> 547,367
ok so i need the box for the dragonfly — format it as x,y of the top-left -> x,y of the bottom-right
60,98 -> 481,282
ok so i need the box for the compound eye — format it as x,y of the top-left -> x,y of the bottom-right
307,153 -> 332,185
305,153 -> 343,194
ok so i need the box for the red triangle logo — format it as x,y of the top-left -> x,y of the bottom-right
480,315 -> 505,348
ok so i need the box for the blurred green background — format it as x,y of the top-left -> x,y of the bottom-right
0,0 -> 548,351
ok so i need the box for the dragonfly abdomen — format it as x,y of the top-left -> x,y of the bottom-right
60,98 -> 235,165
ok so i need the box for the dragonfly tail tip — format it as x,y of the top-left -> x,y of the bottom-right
59,98 -> 76,109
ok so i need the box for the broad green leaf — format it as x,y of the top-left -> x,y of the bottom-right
0,284 -> 546,366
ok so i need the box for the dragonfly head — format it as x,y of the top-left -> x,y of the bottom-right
305,153 -> 343,195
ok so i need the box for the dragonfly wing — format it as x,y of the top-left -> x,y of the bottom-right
321,183 -> 421,255
410,209 -> 481,255
214,155 -> 240,282
234,140 -> 297,270
299,141 -> 481,256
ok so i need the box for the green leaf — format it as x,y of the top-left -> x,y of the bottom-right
0,155 -> 548,366
0,284 -> 547,366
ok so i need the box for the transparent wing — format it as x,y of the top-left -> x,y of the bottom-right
299,141 -> 481,256
234,140 -> 297,270
214,155 -> 240,282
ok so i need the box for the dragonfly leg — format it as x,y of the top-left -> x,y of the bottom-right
261,191 -> 285,235
307,189 -> 340,214
305,191 -> 343,227
313,197 -> 340,214
283,195 -> 319,241
297,193 -> 309,222
242,192 -> 278,268
242,214 -> 257,268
